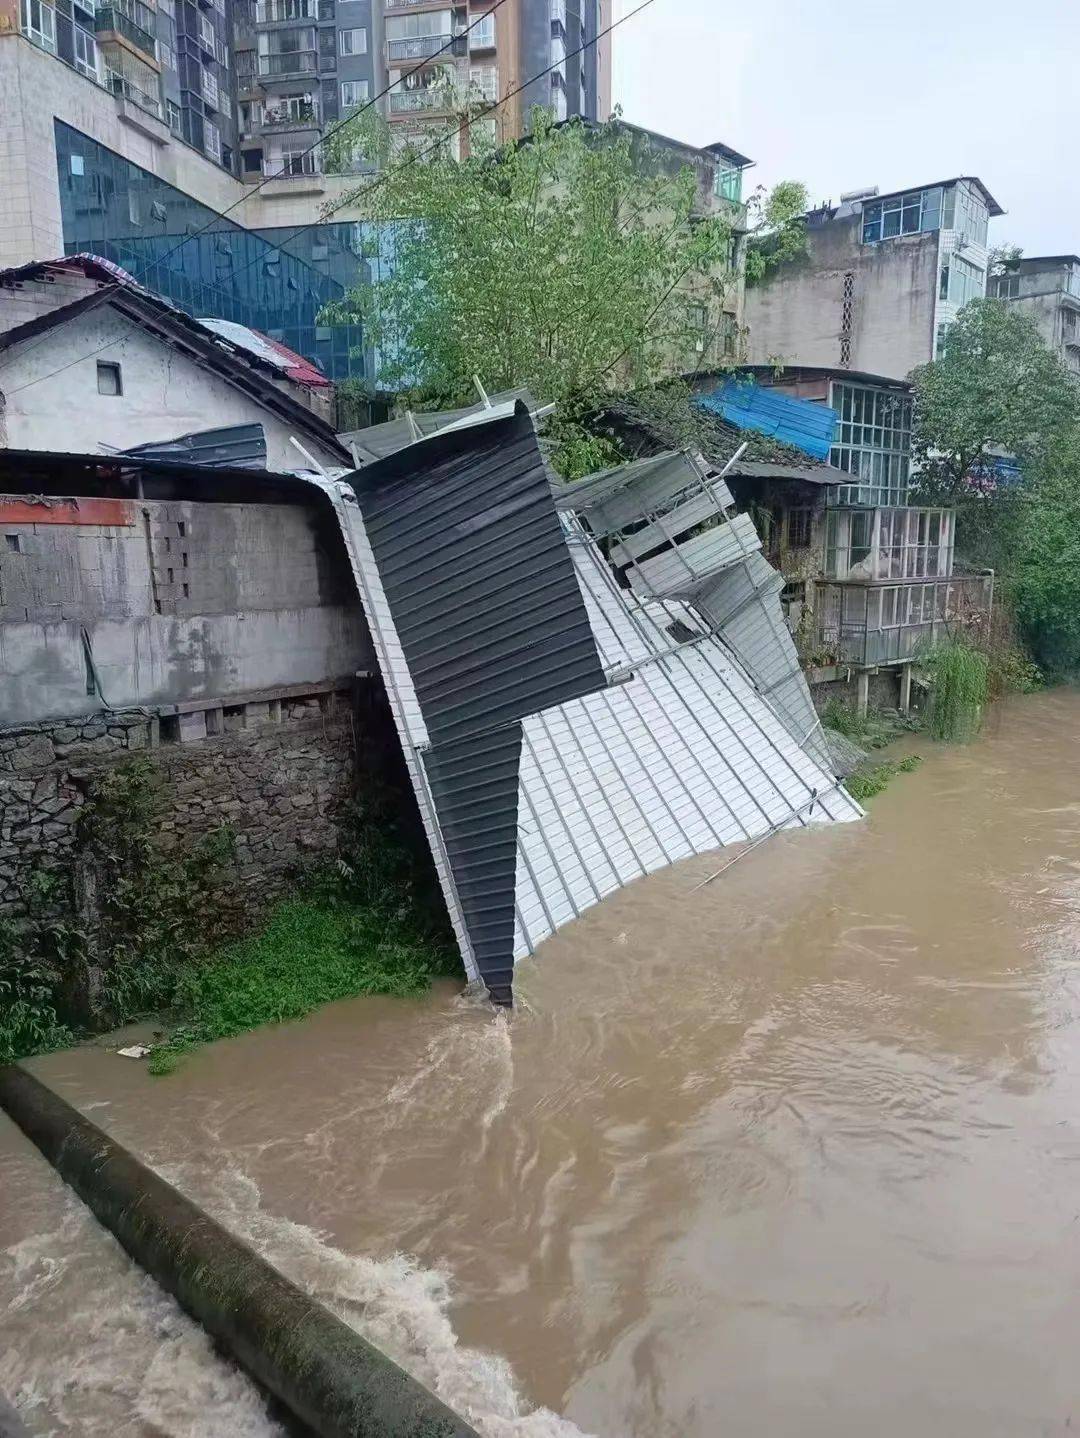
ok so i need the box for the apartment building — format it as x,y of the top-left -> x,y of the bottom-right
989,255 -> 1080,376
745,177 -> 1004,382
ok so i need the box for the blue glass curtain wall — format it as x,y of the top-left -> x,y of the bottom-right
55,121 -> 370,380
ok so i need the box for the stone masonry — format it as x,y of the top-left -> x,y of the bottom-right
0,691 -> 356,919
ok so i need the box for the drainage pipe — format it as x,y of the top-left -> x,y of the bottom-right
0,1064 -> 478,1438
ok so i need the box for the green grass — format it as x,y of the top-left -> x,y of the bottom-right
148,896 -> 456,1074
844,754 -> 922,802
820,698 -> 919,751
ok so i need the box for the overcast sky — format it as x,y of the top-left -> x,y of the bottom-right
612,0 -> 1078,257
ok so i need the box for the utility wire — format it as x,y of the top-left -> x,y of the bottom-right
0,0 -> 510,385
4,0 -> 660,399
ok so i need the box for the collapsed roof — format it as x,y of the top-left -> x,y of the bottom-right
314,402 -> 861,1005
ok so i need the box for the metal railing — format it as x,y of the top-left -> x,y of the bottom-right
96,0 -> 157,57
105,65 -> 163,117
387,33 -> 451,61
261,99 -> 319,126
257,49 -> 317,74
813,574 -> 994,668
389,85 -> 449,112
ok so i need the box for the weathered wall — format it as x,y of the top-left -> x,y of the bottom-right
0,691 -> 356,918
0,307 -> 344,471
745,216 -> 939,381
0,494 -> 371,722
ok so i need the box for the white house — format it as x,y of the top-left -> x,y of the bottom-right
0,256 -> 347,473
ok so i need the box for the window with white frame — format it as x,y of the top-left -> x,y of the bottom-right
340,79 -> 369,108
828,381 -> 914,507
198,13 -> 214,49
469,64 -> 497,101
991,273 -> 1020,299
20,0 -> 56,51
202,68 -> 220,108
338,26 -> 367,54
861,187 -> 943,244
940,253 -> 984,308
73,23 -> 99,75
469,9 -> 495,46
204,118 -> 222,161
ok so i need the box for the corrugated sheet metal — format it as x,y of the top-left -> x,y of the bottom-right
122,424 -> 268,470
339,390 -> 535,462
305,422 -> 862,1007
554,451 -> 733,532
696,380 -> 838,461
352,411 -> 607,745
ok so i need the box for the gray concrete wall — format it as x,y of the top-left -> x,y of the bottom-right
0,496 -> 371,723
745,214 -> 940,381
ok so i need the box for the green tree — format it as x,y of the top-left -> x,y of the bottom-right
910,298 -> 1080,498
322,109 -> 804,408
744,180 -> 809,284
1004,429 -> 1080,675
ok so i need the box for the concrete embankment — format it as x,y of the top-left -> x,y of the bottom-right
0,1064 -> 479,1438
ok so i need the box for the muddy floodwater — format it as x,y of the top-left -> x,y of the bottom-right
5,689 -> 1080,1436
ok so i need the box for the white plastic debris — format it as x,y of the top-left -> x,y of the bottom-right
116,1045 -> 151,1059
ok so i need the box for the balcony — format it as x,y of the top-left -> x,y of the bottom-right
258,48 -> 316,76
814,574 -> 995,668
105,65 -> 162,117
255,0 -> 316,20
96,0 -> 157,60
387,33 -> 451,61
389,85 -> 450,113
261,98 -> 319,128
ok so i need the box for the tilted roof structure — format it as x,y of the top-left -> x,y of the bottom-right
313,401 -> 861,1005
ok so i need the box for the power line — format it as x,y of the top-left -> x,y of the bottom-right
3,0 -> 660,400
0,0 -> 510,383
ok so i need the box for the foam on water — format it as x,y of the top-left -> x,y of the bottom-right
167,1162 -> 591,1438
0,1197 -> 282,1437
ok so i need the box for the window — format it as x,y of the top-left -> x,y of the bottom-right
166,99 -> 182,135
203,68 -> 219,109
73,23 -> 98,76
935,321 -> 951,358
713,165 -> 742,204
787,508 -> 812,549
385,10 -> 450,60
469,64 -> 498,101
687,301 -> 707,330
340,79 -> 369,108
97,361 -> 122,395
862,187 -> 942,244
204,118 -> 222,161
469,9 -> 495,46
20,0 -> 56,51
158,39 -> 175,69
338,26 -> 366,54
951,181 -> 989,247
198,13 -> 214,50
944,254 -> 984,308
828,381 -> 914,507
992,273 -> 1020,299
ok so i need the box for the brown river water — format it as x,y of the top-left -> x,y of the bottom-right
4,688 -> 1080,1437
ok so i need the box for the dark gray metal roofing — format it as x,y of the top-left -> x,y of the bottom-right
122,424 -> 268,470
422,726 -> 523,1007
552,452 -> 694,512
351,409 -> 608,1003
353,410 -> 607,747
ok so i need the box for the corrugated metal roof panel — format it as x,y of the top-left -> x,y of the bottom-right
697,380 -> 838,461
305,428 -> 862,1007
121,423 -> 268,470
353,412 -> 607,746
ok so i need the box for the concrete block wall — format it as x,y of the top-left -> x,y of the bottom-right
0,495 -> 371,723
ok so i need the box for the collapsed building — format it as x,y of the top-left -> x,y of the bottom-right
0,399 -> 860,1011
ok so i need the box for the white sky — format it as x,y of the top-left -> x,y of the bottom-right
612,0 -> 1079,257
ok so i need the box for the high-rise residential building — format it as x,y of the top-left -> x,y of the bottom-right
0,0 -> 610,378
745,177 -> 1003,382
989,255 -> 1080,377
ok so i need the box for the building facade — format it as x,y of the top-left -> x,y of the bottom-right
694,366 -> 994,709
745,177 -> 1003,382
989,255 -> 1080,377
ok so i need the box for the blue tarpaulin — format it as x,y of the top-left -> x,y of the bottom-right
696,379 -> 837,461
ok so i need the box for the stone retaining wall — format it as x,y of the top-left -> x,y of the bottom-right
0,688 -> 357,918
